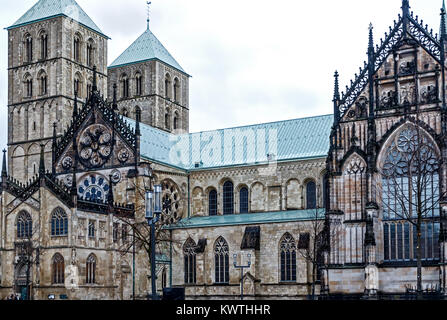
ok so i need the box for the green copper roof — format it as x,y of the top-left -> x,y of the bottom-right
167,209 -> 325,229
108,28 -> 185,73
8,0 -> 106,38
126,114 -> 333,170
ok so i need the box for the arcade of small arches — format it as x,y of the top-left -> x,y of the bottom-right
191,175 -> 326,217
20,29 -> 97,100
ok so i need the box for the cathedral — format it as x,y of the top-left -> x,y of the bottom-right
1,0 -> 447,300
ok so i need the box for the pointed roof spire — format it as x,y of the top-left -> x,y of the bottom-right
333,71 -> 340,102
92,65 -> 97,92
135,109 -> 141,136
2,149 -> 7,178
73,89 -> 78,117
108,174 -> 115,205
441,0 -> 447,41
368,23 -> 374,54
112,84 -> 118,111
333,71 -> 340,124
39,144 -> 45,177
402,0 -> 410,17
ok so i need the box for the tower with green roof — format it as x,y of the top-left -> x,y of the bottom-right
7,0 -> 108,182
108,12 -> 190,134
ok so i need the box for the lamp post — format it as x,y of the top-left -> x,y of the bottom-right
145,184 -> 162,300
233,253 -> 251,301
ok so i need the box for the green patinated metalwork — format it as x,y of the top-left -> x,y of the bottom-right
126,114 -> 333,170
166,209 -> 325,229
8,0 -> 107,38
109,28 -> 185,73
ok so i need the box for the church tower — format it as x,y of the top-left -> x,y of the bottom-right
107,7 -> 190,133
7,0 -> 108,183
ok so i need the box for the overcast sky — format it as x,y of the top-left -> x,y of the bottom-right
0,0 -> 444,148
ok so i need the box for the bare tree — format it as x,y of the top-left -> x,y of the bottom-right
296,187 -> 326,300
14,219 -> 45,301
113,179 -> 185,298
379,114 -> 445,296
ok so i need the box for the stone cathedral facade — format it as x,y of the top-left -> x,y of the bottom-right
1,0 -> 447,300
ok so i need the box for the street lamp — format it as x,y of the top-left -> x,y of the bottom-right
233,253 -> 252,301
145,184 -> 162,300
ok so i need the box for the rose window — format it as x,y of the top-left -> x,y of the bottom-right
78,174 -> 110,202
160,180 -> 183,224
78,124 -> 113,168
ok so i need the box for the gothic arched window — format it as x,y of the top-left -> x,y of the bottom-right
223,181 -> 234,215
17,211 -> 32,239
51,207 -> 68,236
25,34 -> 33,63
136,73 -> 142,96
86,39 -> 94,67
86,254 -> 97,284
24,74 -> 33,97
52,253 -> 65,284
214,237 -> 229,284
306,180 -> 317,209
165,74 -> 172,99
135,106 -> 142,122
39,71 -> 47,95
344,156 -> 366,221
239,187 -> 249,214
165,110 -> 171,130
121,74 -> 129,98
74,36 -> 81,62
174,78 -> 180,102
209,190 -> 217,216
40,32 -> 48,60
381,126 -> 440,262
280,233 -> 296,282
183,238 -> 197,284
173,113 -> 179,130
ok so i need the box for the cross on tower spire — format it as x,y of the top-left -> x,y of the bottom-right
147,1 -> 152,30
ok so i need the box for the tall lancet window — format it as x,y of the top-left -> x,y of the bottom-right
280,233 -> 296,282
74,35 -> 82,62
25,35 -> 33,63
40,32 -> 48,60
381,126 -> 440,262
86,40 -> 94,67
306,181 -> 317,209
136,73 -> 142,96
183,238 -> 197,284
214,237 -> 229,284
343,155 -> 366,221
52,253 -> 65,284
